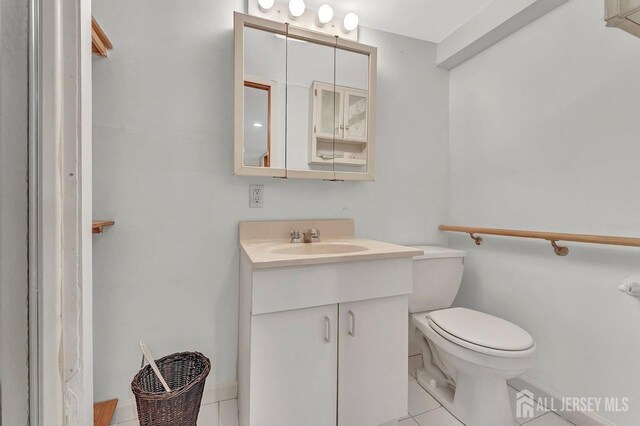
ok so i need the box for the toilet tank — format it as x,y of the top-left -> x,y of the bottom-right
409,246 -> 466,313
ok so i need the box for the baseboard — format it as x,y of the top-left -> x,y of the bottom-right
109,381 -> 238,425
508,376 -> 615,426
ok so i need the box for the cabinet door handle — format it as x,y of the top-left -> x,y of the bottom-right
340,124 -> 344,129
348,311 -> 355,337
324,316 -> 331,343
345,125 -> 350,131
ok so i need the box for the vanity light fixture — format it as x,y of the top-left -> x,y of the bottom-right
253,122 -> 264,127
317,4 -> 334,27
343,12 -> 359,32
257,0 -> 275,12
288,0 -> 306,19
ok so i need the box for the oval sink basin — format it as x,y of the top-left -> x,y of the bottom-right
270,243 -> 369,255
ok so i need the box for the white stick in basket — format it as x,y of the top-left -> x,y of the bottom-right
139,341 -> 171,392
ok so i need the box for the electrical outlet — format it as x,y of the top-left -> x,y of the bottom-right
249,184 -> 264,208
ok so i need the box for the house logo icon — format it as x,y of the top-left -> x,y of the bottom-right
516,389 -> 536,418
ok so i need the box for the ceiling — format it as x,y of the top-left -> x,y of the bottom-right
304,0 -> 496,43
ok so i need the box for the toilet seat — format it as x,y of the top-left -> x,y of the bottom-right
429,307 -> 534,351
412,308 -> 536,359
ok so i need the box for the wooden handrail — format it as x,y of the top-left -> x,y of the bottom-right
438,225 -> 640,256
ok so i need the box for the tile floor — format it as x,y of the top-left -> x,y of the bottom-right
116,398 -> 238,426
116,357 -> 575,426
407,355 -> 576,426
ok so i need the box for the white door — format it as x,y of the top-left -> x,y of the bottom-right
343,89 -> 368,143
315,82 -> 344,140
250,304 -> 338,426
338,296 -> 408,426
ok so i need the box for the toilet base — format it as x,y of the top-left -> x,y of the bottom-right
415,367 -> 455,407
416,367 -> 513,426
453,373 -> 513,426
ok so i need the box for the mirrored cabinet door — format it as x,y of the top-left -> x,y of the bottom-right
332,46 -> 371,172
285,31 -> 337,176
237,24 -> 287,175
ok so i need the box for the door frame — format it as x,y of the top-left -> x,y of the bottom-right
31,0 -> 94,423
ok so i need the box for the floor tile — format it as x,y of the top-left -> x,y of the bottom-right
523,412 -> 574,426
399,417 -> 420,426
408,381 -> 440,416
399,411 -> 411,420
413,407 -> 464,426
197,402 -> 219,426
508,386 -> 549,424
408,372 -> 416,383
219,399 -> 239,426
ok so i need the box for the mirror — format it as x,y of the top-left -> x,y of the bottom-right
239,25 -> 286,173
330,47 -> 370,173
285,33 -> 336,174
243,82 -> 271,167
234,13 -> 376,180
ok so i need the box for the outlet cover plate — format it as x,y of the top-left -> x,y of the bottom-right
250,184 -> 264,208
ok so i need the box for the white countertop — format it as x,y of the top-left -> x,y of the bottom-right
241,237 -> 423,269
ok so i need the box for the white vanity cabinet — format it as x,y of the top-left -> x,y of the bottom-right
338,297 -> 408,426
238,255 -> 411,426
249,304 -> 338,426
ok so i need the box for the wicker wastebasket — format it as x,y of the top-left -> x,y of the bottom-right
131,351 -> 211,426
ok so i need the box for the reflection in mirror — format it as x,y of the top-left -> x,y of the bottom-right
244,82 -> 271,167
286,37 -> 370,174
286,35 -> 336,172
332,48 -> 369,172
235,13 -> 376,180
243,26 -> 286,168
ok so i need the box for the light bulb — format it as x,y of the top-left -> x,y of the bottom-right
343,12 -> 359,32
257,0 -> 275,12
289,0 -> 305,18
317,4 -> 334,26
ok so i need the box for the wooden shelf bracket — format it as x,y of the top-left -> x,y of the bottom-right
92,220 -> 115,234
92,16 -> 112,57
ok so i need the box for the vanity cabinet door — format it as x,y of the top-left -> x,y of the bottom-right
250,304 -> 338,426
338,296 -> 408,426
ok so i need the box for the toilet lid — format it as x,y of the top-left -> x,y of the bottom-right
428,308 -> 534,351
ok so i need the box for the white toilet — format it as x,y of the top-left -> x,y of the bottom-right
410,246 -> 536,426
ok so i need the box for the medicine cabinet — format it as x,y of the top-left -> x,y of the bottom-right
233,12 -> 377,181
605,0 -> 640,37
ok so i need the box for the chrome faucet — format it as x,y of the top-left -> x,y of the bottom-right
303,228 -> 321,243
290,230 -> 302,243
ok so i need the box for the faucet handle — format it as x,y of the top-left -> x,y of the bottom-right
290,230 -> 302,243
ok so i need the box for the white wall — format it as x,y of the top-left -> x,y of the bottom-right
1,0 -> 30,422
91,0 -> 449,402
449,0 -> 640,424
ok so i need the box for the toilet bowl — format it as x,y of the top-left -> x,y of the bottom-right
409,246 -> 536,426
